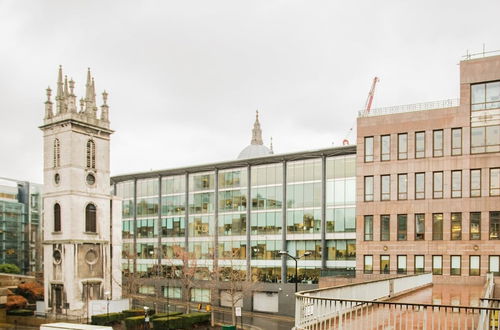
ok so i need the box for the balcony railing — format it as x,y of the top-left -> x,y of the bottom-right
295,297 -> 500,329
358,98 -> 459,117
295,273 -> 500,330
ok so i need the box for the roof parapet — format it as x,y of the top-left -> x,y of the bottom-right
358,98 -> 459,117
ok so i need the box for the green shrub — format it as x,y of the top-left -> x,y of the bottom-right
179,312 -> 210,328
91,312 -> 124,325
6,309 -> 34,316
124,315 -> 147,330
0,264 -> 21,274
122,308 -> 155,318
151,316 -> 183,329
150,311 -> 182,320
122,309 -> 145,318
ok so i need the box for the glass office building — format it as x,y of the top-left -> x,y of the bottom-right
112,146 -> 356,290
0,178 -> 42,275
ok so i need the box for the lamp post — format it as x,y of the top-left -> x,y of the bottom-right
104,291 -> 111,322
278,251 -> 312,293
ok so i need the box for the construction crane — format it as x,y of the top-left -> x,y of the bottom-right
341,77 -> 380,146
362,76 -> 380,116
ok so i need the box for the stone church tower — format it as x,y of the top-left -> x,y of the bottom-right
40,66 -> 122,316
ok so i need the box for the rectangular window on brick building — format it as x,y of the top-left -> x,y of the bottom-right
397,214 -> 407,241
415,173 -> 425,199
415,255 -> 425,274
381,175 -> 390,201
381,135 -> 390,161
364,255 -> 373,274
432,213 -> 443,240
433,171 -> 443,199
380,215 -> 390,241
415,131 -> 425,158
364,137 -> 374,162
451,128 -> 462,155
470,169 -> 481,197
470,212 -> 481,240
380,255 -> 390,274
433,130 -> 443,157
451,170 -> 462,198
471,81 -> 500,154
450,255 -> 461,275
364,215 -> 373,241
451,213 -> 462,240
470,256 -> 480,276
398,174 -> 407,200
415,214 -> 425,240
490,211 -> 500,240
490,168 -> 500,196
364,176 -> 374,202
432,255 -> 443,275
489,256 -> 499,276
397,255 -> 407,274
398,133 -> 408,159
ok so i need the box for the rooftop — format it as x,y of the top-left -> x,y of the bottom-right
358,98 -> 459,117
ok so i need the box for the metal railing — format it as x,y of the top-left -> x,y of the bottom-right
358,98 -> 459,117
463,49 -> 500,61
295,296 -> 500,329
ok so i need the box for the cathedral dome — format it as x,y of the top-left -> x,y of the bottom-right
238,144 -> 272,160
237,111 -> 273,160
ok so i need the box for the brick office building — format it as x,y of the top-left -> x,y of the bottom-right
356,54 -> 500,281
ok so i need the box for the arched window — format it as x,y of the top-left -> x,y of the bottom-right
53,139 -> 60,168
86,140 -> 95,169
85,203 -> 97,233
54,203 -> 61,232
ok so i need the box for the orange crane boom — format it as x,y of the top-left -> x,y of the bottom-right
363,77 -> 380,116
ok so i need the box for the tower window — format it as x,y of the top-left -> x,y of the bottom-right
85,203 -> 97,233
87,140 -> 96,169
54,203 -> 61,232
54,139 -> 60,168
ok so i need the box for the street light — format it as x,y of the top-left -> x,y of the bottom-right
278,250 -> 312,293
104,291 -> 111,321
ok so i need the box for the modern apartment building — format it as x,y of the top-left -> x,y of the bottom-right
356,54 -> 500,280
111,114 -> 356,315
0,178 -> 42,275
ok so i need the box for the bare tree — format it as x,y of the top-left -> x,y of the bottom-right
120,248 -> 139,297
167,245 -> 199,314
211,252 -> 259,326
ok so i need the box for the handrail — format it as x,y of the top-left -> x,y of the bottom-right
295,295 -> 500,312
358,98 -> 459,117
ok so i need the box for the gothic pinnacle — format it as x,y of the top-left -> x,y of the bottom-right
46,86 -> 52,102
56,65 -> 63,98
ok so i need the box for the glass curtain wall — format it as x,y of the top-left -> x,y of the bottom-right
188,172 -> 215,260
250,164 -> 283,283
218,168 -> 248,265
325,156 -> 356,233
287,159 -> 322,234
161,175 -> 186,238
117,181 -> 135,276
136,179 -> 159,276
114,150 -> 357,287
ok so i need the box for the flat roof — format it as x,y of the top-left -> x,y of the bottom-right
111,145 -> 356,183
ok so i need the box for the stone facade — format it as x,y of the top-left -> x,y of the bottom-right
356,55 -> 500,281
40,67 -> 122,316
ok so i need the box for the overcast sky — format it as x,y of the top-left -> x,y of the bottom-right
1,0 -> 499,183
